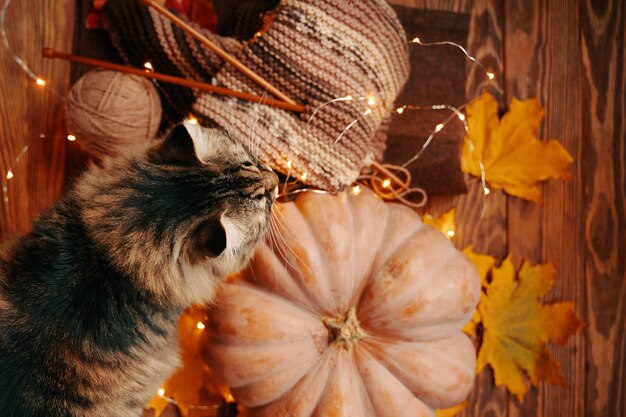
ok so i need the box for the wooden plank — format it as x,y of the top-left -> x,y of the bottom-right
387,0 -> 471,13
503,1 -> 587,417
0,0 -> 74,237
580,0 -> 626,416
440,1 -> 508,417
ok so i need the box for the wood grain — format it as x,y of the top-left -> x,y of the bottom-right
0,0 -> 75,236
504,1 -> 588,417
581,0 -> 626,416
425,1 -> 623,416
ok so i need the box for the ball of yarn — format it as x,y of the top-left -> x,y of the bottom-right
66,70 -> 162,159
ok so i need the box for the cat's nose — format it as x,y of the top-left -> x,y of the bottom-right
263,170 -> 279,192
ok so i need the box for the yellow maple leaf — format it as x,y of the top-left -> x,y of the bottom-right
462,246 -> 495,287
476,256 -> 584,401
435,401 -> 469,417
461,93 -> 573,202
460,246 -> 495,338
422,209 -> 456,239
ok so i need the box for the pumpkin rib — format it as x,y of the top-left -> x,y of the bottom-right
293,192 -> 362,315
361,335 -> 476,409
269,200 -> 338,314
311,348 -> 376,417
368,202 -> 425,278
344,190 -> 390,307
358,232 -> 464,336
354,346 -> 435,417
243,249 -> 323,320
249,352 -> 334,417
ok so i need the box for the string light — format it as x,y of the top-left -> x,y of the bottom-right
446,230 -> 455,238
352,185 -> 361,195
157,388 -> 165,398
196,322 -> 206,330
6,170 -> 13,180
381,178 -> 391,188
435,123 -> 444,132
483,186 -> 491,195
187,114 -> 199,125
67,134 -> 76,141
306,95 -> 353,125
35,78 -> 46,86
300,173 -> 307,181
409,36 -> 496,81
286,160 -> 293,169
143,62 -> 154,72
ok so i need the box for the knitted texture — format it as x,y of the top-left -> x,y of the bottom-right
105,0 -> 409,191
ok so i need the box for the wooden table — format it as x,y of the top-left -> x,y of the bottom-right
0,1 -> 623,416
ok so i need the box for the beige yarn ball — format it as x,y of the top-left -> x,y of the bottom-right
66,70 -> 162,159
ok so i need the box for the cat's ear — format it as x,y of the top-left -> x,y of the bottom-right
187,216 -> 227,262
149,123 -> 200,166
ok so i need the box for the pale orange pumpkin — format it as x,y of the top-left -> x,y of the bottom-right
202,189 -> 480,417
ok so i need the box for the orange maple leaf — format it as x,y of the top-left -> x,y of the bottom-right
461,93 -> 573,202
476,256 -> 584,401
146,308 -> 223,417
435,401 -> 469,417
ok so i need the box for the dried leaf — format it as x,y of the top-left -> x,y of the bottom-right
461,93 -> 573,202
476,256 -> 584,401
422,209 -> 456,239
462,246 -> 495,287
435,401 -> 469,417
459,247 -> 494,338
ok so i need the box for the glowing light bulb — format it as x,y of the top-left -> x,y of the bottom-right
487,72 -> 495,80
188,115 -> 198,125
396,107 -> 405,114
344,95 -> 353,101
286,160 -> 293,169
435,123 -> 444,132
157,388 -> 165,398
6,170 -> 14,180
412,37 -> 421,43
352,185 -> 361,195
143,62 -> 154,72
363,108 -> 372,116
483,186 -> 491,195
300,173 -> 307,181
225,393 -> 235,403
254,32 -> 262,38
67,134 -> 76,141
381,179 -> 391,188
446,230 -> 455,238
35,78 -> 46,86
457,113 -> 466,121
196,322 -> 205,330
367,97 -> 377,106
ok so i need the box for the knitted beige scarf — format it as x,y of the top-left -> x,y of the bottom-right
116,0 -> 410,191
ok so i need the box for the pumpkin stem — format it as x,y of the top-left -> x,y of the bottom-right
322,307 -> 367,351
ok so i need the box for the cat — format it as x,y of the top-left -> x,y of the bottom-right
0,121 -> 278,417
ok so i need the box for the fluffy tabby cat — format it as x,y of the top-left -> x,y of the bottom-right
0,121 -> 278,416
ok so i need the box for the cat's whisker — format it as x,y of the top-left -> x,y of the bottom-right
269,209 -> 313,278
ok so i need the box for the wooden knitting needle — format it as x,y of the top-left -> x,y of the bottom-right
42,48 -> 305,113
139,0 -> 298,106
